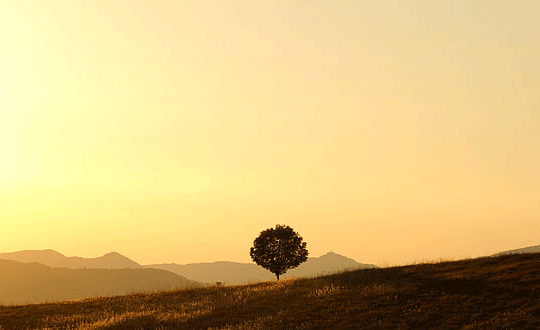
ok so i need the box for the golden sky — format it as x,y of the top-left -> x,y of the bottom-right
1,1 -> 539,266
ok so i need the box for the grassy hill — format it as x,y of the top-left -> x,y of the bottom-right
1,253 -> 539,329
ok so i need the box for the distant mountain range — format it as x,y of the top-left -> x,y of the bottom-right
148,252 -> 377,285
492,244 -> 540,256
7,244 -> 540,305
0,259 -> 200,305
0,249 -> 375,290
0,249 -> 141,269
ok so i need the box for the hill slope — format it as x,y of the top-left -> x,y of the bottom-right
147,252 -> 376,284
493,243 -> 540,256
0,250 -> 141,269
1,253 -> 539,329
287,251 -> 376,277
0,259 -> 201,305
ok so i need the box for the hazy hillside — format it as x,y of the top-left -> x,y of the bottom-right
148,261 -> 273,285
287,251 -> 376,278
0,249 -> 374,286
1,253 -> 539,329
0,259 -> 201,305
493,244 -> 540,256
148,252 -> 376,285
0,250 -> 141,269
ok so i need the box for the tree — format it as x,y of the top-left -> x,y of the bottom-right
250,224 -> 308,280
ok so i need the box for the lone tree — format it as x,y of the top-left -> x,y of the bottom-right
250,224 -> 308,280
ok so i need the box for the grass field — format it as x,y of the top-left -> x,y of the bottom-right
1,253 -> 539,329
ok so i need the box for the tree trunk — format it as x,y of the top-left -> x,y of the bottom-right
276,273 -> 280,280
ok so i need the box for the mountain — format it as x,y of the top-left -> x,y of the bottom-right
0,249 -> 375,287
5,253 -> 540,330
492,244 -> 540,256
147,261 -> 273,285
287,251 -> 376,277
0,250 -> 141,269
0,259 -> 202,305
147,252 -> 376,285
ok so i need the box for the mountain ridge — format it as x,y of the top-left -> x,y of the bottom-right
0,249 -> 142,269
0,259 -> 201,305
147,251 -> 377,285
0,249 -> 375,285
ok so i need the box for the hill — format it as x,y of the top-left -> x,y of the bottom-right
2,253 -> 539,329
287,251 -> 376,277
0,249 -> 141,269
493,244 -> 540,256
0,249 -> 374,285
0,259 -> 201,305
147,251 -> 376,285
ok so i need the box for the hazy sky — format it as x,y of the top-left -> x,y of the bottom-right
1,1 -> 539,266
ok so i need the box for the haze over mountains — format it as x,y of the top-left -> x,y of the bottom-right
0,250 -> 141,269
0,249 -> 376,284
2,244 -> 537,305
0,250 -> 198,305
148,252 -> 376,285
5,252 -> 540,330
0,249 -> 376,304
0,259 -> 199,305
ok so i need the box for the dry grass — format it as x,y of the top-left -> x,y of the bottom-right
1,253 -> 540,329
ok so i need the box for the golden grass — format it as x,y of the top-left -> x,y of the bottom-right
1,253 -> 540,329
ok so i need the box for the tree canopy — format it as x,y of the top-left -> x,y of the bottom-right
250,224 -> 308,280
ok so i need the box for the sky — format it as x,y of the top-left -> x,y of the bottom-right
1,1 -> 539,266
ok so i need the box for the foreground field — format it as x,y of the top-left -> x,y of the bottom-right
1,253 -> 539,329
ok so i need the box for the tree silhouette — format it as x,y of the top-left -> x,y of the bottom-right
250,224 -> 308,280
